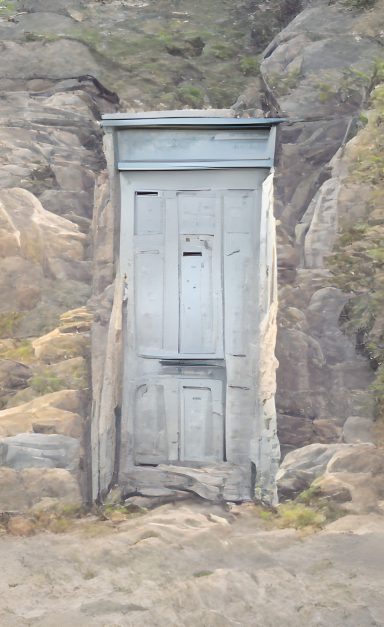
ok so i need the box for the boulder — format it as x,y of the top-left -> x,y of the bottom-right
32,328 -> 89,363
277,413 -> 315,455
7,516 -> 35,536
0,466 -> 81,512
0,389 -> 86,438
0,359 -> 31,405
277,441 -> 384,514
342,416 -> 375,444
326,444 -> 382,475
0,433 -> 80,472
59,308 -> 93,334
312,419 -> 342,444
276,442 -> 350,498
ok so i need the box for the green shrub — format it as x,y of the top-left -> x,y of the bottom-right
278,503 -> 325,529
0,339 -> 34,363
210,42 -> 236,60
0,1 -> 15,17
176,85 -> 205,107
0,312 -> 23,338
29,371 -> 66,395
239,56 -> 260,76
193,570 -> 214,577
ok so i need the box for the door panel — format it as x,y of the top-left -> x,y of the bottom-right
180,380 -> 224,462
134,377 -> 224,465
134,192 -> 163,235
179,235 -> 214,354
181,387 -> 212,461
178,193 -> 216,234
134,189 -> 223,357
134,237 -> 164,353
134,383 -> 168,464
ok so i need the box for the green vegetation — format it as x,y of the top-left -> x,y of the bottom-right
0,1 -> 15,17
29,370 -> 66,395
193,570 -> 214,577
326,68 -> 384,439
32,502 -> 84,534
0,339 -> 34,363
342,0 -> 376,9
278,503 -> 325,529
23,32 -> 59,44
0,0 -> 277,110
268,68 -> 301,96
251,501 -> 327,530
210,42 -> 237,60
73,27 -> 102,50
68,360 -> 88,390
245,0 -> 303,50
295,484 -> 321,505
101,502 -> 147,521
251,481 -> 346,531
4,502 -> 85,536
239,56 -> 260,76
316,67 -> 372,106
317,82 -> 337,103
0,312 -> 23,338
176,85 -> 205,107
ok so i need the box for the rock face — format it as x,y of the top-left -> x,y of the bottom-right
252,0 -> 384,458
0,467 -> 81,512
0,0 -> 383,510
1,500 -> 384,625
0,71 -> 106,510
0,187 -> 90,337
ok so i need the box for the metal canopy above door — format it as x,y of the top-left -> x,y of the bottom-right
101,112 -> 281,171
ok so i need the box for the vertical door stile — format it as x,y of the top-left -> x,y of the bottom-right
165,377 -> 180,462
213,193 -> 223,357
163,192 -> 179,355
134,191 -> 165,355
223,190 -> 255,357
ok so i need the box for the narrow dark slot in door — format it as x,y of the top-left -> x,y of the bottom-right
182,252 -> 202,257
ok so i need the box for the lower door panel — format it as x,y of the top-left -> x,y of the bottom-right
134,376 -> 224,465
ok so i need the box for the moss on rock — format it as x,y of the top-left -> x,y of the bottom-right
327,77 -> 384,437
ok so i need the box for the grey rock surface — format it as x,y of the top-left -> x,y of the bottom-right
343,415 -> 375,444
0,466 -> 82,511
0,433 -> 80,471
0,501 -> 383,626
258,1 -> 384,453
277,440 -> 384,513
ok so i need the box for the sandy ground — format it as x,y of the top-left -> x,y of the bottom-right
0,501 -> 383,627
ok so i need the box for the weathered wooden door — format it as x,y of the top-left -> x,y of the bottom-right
121,168 -> 264,468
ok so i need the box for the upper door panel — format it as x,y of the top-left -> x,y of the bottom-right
134,190 -> 223,358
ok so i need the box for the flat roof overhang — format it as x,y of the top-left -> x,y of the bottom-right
101,110 -> 286,129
